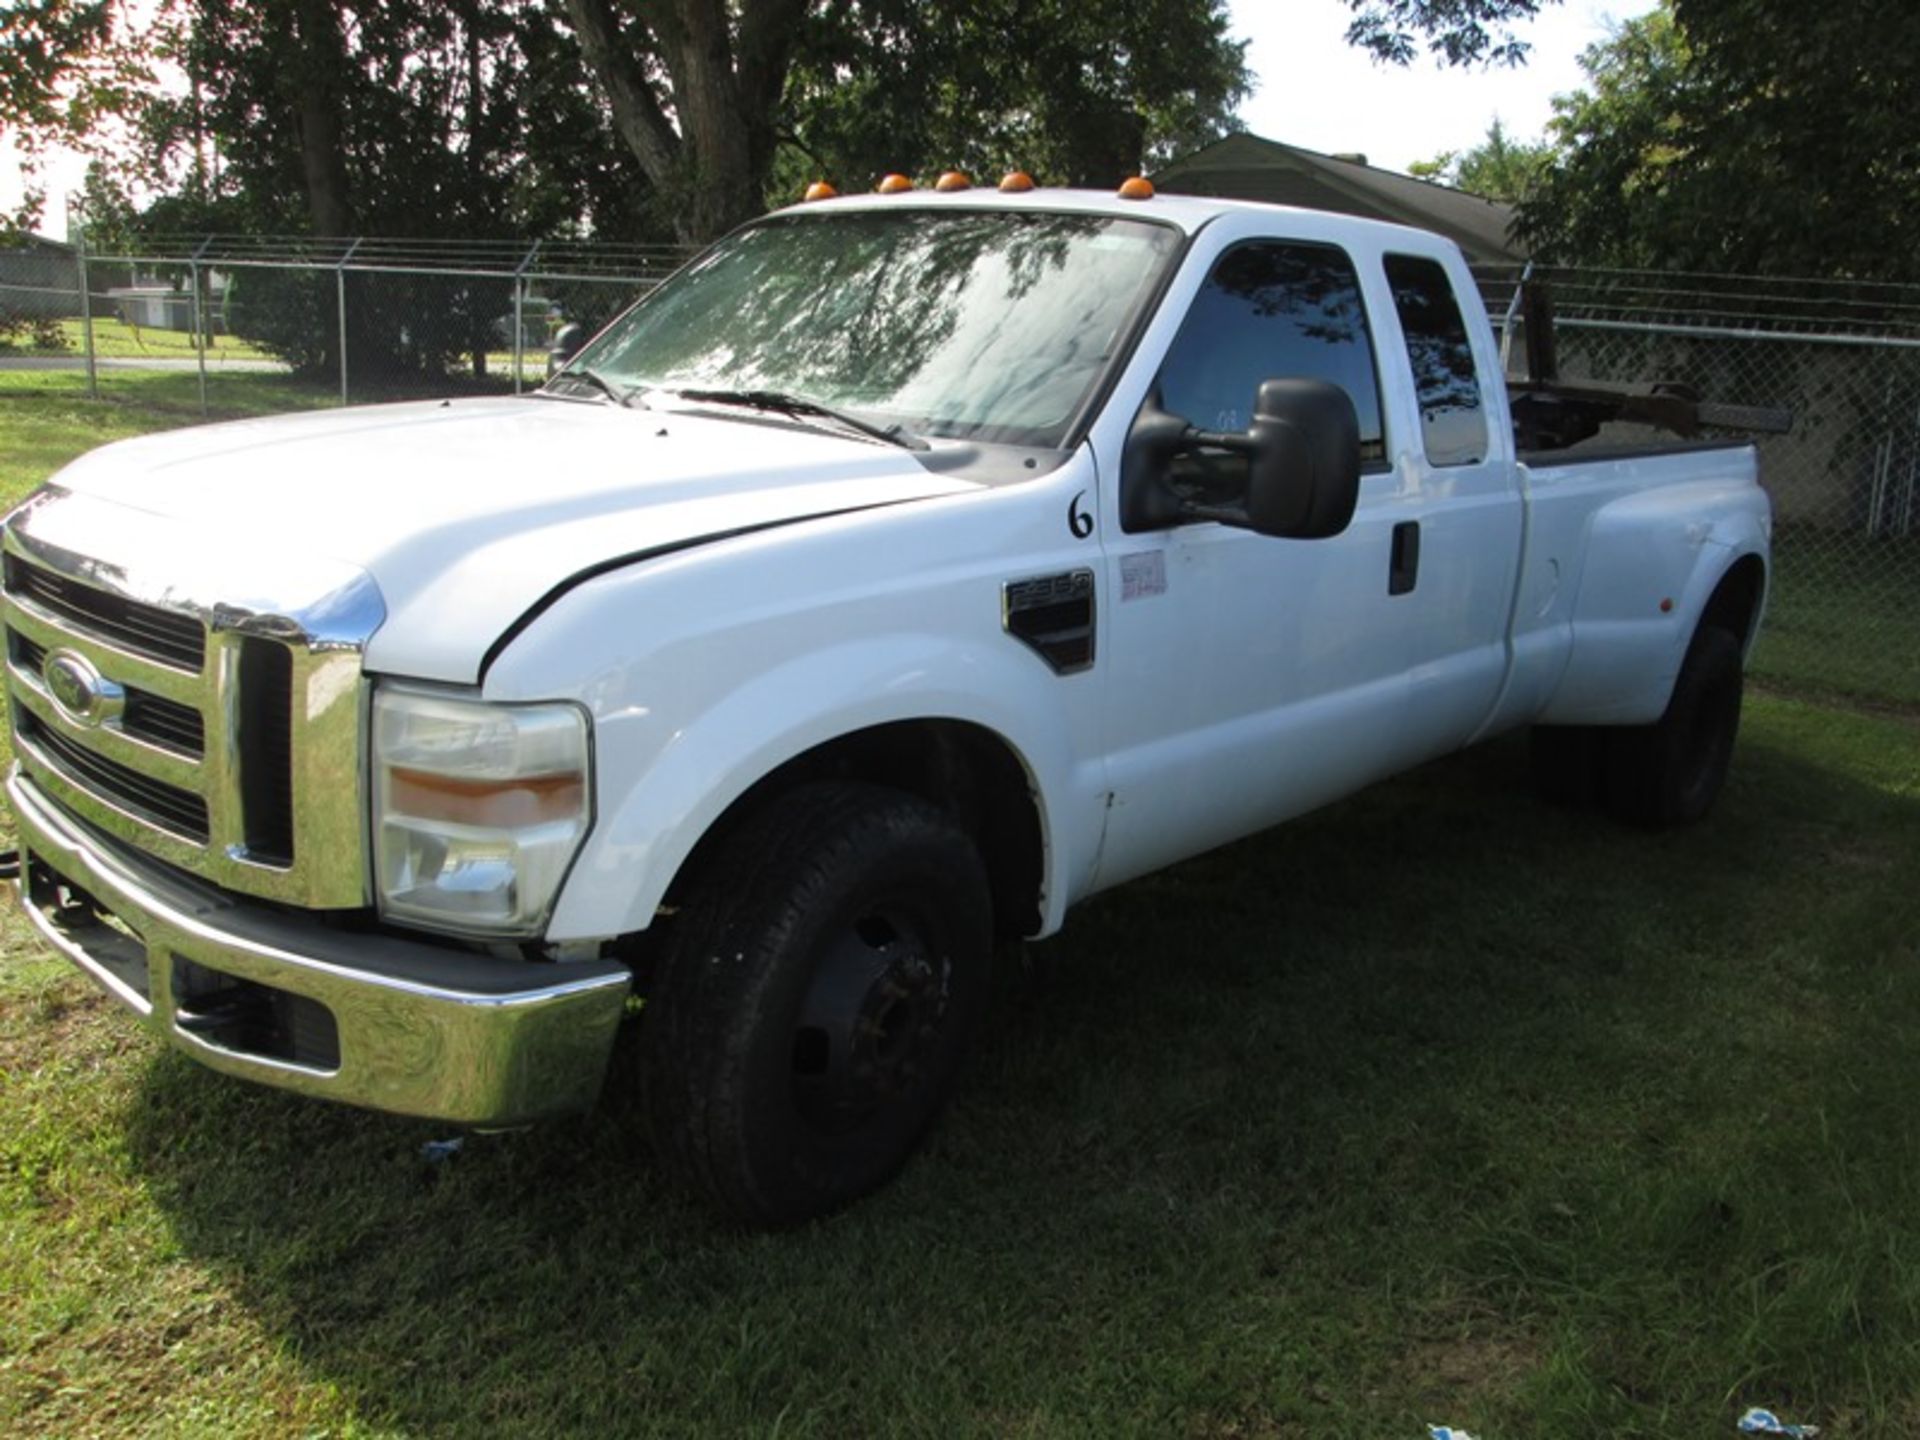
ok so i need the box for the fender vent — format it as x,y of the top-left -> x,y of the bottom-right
1003,569 -> 1095,675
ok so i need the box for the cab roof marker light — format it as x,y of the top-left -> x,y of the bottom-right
1118,176 -> 1155,200
934,171 -> 970,192
802,180 -> 838,202
876,173 -> 913,194
999,171 -> 1036,192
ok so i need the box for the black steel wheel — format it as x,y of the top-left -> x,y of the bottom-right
1603,625 -> 1745,827
641,782 -> 992,1226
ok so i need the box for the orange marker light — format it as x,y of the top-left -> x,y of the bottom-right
876,173 -> 914,194
935,171 -> 971,192
1117,176 -> 1155,200
802,180 -> 838,202
999,171 -> 1036,192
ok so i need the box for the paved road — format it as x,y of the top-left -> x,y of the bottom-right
0,355 -> 289,374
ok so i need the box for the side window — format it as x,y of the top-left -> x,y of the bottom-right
1157,241 -> 1386,465
1384,253 -> 1487,467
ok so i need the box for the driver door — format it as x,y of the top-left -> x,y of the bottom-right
1090,235 -> 1420,891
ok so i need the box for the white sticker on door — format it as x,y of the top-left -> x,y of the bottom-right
1120,550 -> 1167,601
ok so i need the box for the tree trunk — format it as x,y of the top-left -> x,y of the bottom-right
464,2 -> 487,379
562,0 -> 803,243
288,0 -> 352,238
286,0 -> 352,378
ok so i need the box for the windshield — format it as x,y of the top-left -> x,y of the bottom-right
563,209 -> 1183,448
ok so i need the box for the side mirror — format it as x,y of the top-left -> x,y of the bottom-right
1121,378 -> 1361,540
547,323 -> 587,377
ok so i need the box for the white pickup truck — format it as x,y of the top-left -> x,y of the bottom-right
3,186 -> 1771,1223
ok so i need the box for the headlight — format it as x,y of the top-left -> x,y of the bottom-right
372,686 -> 592,937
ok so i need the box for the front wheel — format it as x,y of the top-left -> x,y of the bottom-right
641,783 -> 993,1226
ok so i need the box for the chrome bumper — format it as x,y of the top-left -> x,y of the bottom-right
6,768 -> 630,1126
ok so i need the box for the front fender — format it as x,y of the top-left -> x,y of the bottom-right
502,627 -> 1102,943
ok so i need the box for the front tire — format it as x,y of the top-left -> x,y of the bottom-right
641,782 -> 992,1226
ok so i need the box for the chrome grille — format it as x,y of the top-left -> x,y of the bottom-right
1,486 -> 383,909
3,551 -> 205,669
17,709 -> 211,842
12,630 -> 205,756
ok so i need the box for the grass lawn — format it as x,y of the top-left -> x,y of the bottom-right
0,370 -> 336,500
3,317 -> 277,365
2,700 -> 1916,1438
1,381 -> 1918,1437
8,317 -> 539,382
1754,532 -> 1920,709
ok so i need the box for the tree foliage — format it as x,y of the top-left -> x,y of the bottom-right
565,0 -> 1250,243
0,0 -> 149,234
1341,0 -> 1551,67
1517,0 -> 1920,282
1408,118 -> 1552,202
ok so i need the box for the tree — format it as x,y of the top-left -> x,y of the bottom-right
132,0 -> 673,377
1341,0 -> 1555,67
1517,0 -> 1920,282
782,0 -> 1248,197
0,0 -> 150,234
563,0 -> 1251,244
1409,118 -> 1552,202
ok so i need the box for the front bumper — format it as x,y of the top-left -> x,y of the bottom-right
6,768 -> 631,1126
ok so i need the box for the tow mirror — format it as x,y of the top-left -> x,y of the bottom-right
1121,378 -> 1361,539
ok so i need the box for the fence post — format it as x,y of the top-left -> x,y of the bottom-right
513,241 -> 540,394
336,237 -> 362,406
190,236 -> 213,418
74,226 -> 98,400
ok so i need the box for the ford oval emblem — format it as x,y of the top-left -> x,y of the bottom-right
43,649 -> 124,728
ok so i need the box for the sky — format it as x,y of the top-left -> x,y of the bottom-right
1229,0 -> 1654,171
2,0 -> 1656,237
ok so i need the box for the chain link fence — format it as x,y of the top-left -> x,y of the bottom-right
3,236 -> 1913,705
1474,265 -> 1920,706
1,234 -> 692,415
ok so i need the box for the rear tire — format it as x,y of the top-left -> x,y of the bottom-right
641,782 -> 992,1226
1602,626 -> 1744,827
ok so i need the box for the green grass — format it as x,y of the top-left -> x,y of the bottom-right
3,316 -> 276,364
2,700 -> 1917,1437
3,379 -> 1920,1436
0,369 -> 337,500
8,316 -> 538,380
1753,532 -> 1920,708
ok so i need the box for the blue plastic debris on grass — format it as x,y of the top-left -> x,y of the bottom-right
1428,1426 -> 1479,1440
420,1137 -> 465,1163
1737,1407 -> 1819,1438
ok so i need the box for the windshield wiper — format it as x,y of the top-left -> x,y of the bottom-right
548,367 -> 638,407
665,387 -> 928,451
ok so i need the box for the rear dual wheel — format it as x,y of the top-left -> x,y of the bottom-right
641,783 -> 992,1226
1529,625 -> 1745,827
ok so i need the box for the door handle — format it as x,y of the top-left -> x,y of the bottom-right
1389,521 -> 1420,596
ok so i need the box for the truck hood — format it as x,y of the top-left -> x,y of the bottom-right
44,396 -> 982,682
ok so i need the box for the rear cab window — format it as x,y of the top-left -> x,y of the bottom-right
1383,253 -> 1489,467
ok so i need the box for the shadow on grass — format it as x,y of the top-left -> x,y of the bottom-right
121,724 -> 1920,1437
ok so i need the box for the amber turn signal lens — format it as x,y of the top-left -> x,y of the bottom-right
1117,176 -> 1155,200
934,171 -> 970,192
386,767 -> 586,829
999,171 -> 1036,192
802,180 -> 838,202
876,173 -> 914,193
